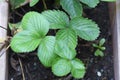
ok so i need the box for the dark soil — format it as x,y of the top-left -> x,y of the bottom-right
8,1 -> 114,80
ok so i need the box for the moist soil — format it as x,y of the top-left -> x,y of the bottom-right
8,1 -> 114,80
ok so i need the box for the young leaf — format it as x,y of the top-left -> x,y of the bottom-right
60,0 -> 83,19
70,17 -> 100,41
42,10 -> 69,29
9,22 -> 22,31
38,36 -> 58,67
95,49 -> 104,57
52,58 -> 71,76
72,69 -> 85,79
30,0 -> 39,7
55,40 -> 77,60
79,0 -> 99,8
21,11 -> 49,37
99,38 -> 105,46
71,59 -> 85,69
100,47 -> 106,50
56,28 -> 77,48
71,58 -> 85,79
92,43 -> 98,48
10,0 -> 25,9
10,31 -> 42,53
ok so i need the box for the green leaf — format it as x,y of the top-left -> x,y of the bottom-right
55,40 -> 77,59
92,43 -> 98,48
71,58 -> 85,79
56,28 -> 77,48
21,11 -> 49,37
10,0 -> 25,9
95,49 -> 104,57
10,30 -> 41,53
71,59 -> 85,69
80,0 -> 100,8
30,0 -> 39,7
101,0 -> 116,2
100,47 -> 106,50
52,58 -> 71,76
42,10 -> 69,29
38,36 -> 58,67
71,69 -> 85,79
60,0 -> 83,19
70,17 -> 100,41
10,12 -> 49,53
99,38 -> 105,46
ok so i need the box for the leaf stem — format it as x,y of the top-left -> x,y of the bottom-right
42,0 -> 47,10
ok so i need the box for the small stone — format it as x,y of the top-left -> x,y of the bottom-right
97,71 -> 102,77
101,69 -> 104,72
11,78 -> 13,80
78,51 -> 80,54
34,62 -> 37,66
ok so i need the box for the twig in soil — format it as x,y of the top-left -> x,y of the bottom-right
20,7 -> 27,13
0,44 -> 6,51
18,57 -> 26,80
42,0 -> 47,10
0,44 -> 10,57
0,36 -> 12,57
14,11 -> 23,17
25,66 -> 32,80
0,26 -> 7,30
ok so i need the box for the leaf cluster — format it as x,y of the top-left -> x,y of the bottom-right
93,38 -> 106,57
10,0 -> 114,79
10,10 -> 90,79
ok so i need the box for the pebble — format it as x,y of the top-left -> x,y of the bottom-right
78,51 -> 80,54
101,69 -> 104,72
11,78 -> 13,80
34,62 -> 37,66
97,71 -> 102,77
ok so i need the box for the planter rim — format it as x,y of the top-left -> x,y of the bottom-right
111,0 -> 120,80
0,1 -> 8,80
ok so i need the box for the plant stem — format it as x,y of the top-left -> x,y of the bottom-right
42,0 -> 47,10
0,44 -> 10,57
